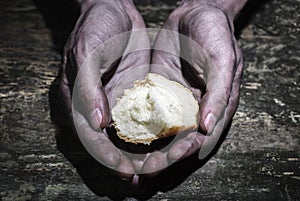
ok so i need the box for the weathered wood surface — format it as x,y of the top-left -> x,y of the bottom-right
0,0 -> 299,200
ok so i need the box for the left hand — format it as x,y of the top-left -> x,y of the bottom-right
59,0 -> 151,182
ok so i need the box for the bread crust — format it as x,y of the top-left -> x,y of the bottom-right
112,73 -> 199,145
114,123 -> 198,145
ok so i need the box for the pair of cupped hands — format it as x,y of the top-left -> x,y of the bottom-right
59,0 -> 244,185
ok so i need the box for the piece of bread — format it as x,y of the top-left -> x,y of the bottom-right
111,73 -> 199,145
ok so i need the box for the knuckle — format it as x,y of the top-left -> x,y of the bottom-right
169,139 -> 191,161
92,139 -> 120,167
79,88 -> 94,107
145,152 -> 167,173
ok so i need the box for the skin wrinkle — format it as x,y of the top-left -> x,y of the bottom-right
217,5 -> 239,76
180,7 -> 235,98
186,46 -> 229,106
117,52 -> 148,73
212,0 -> 247,19
206,21 -> 238,106
75,110 -> 121,168
117,154 -> 135,177
199,51 -> 242,157
166,1 -> 236,143
143,152 -> 168,174
156,0 -> 242,181
59,0 -> 246,184
121,0 -> 144,28
169,137 -> 192,161
162,52 -> 182,72
71,4 -> 132,67
182,133 -> 204,158
147,0 -> 241,172
204,34 -> 234,103
69,3 -> 135,130
75,20 -> 128,65
226,51 -> 243,117
179,2 -> 239,85
59,77 -> 73,120
62,1 -> 149,180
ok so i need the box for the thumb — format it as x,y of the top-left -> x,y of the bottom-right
199,56 -> 234,134
179,33 -> 234,135
72,56 -> 110,130
150,10 -> 187,84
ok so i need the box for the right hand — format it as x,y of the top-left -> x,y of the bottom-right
143,0 -> 245,176
59,0 -> 150,181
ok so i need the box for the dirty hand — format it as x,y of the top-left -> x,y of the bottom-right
59,0 -> 150,181
144,0 -> 247,175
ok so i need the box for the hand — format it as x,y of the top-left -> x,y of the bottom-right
143,0 -> 246,175
59,0 -> 150,181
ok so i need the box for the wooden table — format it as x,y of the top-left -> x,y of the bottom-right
0,0 -> 299,200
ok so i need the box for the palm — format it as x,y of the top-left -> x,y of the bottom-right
60,1 -> 151,181
144,3 -> 243,173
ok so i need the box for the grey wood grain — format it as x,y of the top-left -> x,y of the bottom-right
0,0 -> 299,200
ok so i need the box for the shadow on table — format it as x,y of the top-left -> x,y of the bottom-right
49,78 -> 229,200
234,0 -> 271,38
39,0 -> 270,199
49,71 -> 229,200
32,0 -> 80,54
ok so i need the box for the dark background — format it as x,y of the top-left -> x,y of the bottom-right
0,0 -> 299,200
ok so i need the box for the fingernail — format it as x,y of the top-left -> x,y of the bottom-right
204,113 -> 216,134
132,174 -> 140,186
90,108 -> 102,130
95,108 -> 103,128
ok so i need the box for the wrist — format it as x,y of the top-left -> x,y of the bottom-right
77,0 -> 97,6
77,0 -> 134,13
209,0 -> 247,19
181,0 -> 247,20
76,0 -> 100,12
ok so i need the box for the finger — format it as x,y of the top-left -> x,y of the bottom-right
114,0 -> 150,76
198,48 -> 243,159
130,153 -> 151,173
71,26 -> 131,129
223,44 -> 243,125
167,132 -> 204,162
74,109 -> 138,180
103,36 -> 151,108
59,57 -> 72,116
131,174 -> 143,186
73,109 -> 121,168
151,12 -> 189,86
198,44 -> 238,135
151,29 -> 181,78
179,8 -> 237,134
70,32 -> 130,130
66,3 -> 134,130
115,153 -> 135,181
72,63 -> 110,130
141,151 -> 168,176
